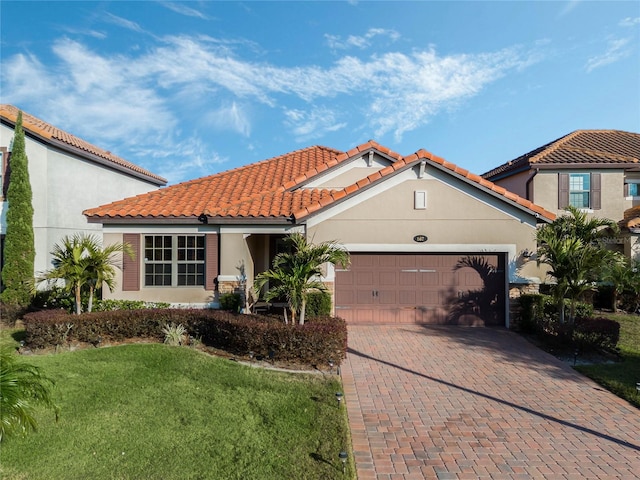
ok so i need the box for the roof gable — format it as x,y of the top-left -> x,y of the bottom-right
0,104 -> 166,185
85,140 -> 554,223
483,129 -> 640,180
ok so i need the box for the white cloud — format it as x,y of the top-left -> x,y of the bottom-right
160,2 -> 209,20
620,17 -> 640,27
325,28 -> 400,50
205,102 -> 252,137
0,33 -> 541,179
104,12 -> 146,33
585,37 -> 632,72
283,107 -> 347,142
150,137 -> 228,183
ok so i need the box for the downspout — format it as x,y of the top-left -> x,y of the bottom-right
525,168 -> 538,202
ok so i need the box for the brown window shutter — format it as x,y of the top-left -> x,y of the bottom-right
591,173 -> 601,210
205,234 -> 219,291
624,183 -> 630,197
558,173 -> 569,209
122,233 -> 140,291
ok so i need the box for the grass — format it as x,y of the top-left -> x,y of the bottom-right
574,312 -> 640,408
0,337 -> 354,479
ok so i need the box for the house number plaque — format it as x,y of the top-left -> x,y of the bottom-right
413,235 -> 428,243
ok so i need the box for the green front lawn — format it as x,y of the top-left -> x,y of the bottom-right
574,312 -> 640,408
0,343 -> 354,479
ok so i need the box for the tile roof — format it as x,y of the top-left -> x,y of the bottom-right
0,104 -> 166,185
621,206 -> 640,230
482,130 -> 640,180
85,140 -> 555,223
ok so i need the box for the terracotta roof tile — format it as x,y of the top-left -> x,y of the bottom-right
86,139 -> 554,223
0,104 -> 166,185
483,130 -> 640,179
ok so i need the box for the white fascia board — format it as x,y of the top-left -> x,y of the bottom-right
220,225 -> 304,235
427,167 -> 539,226
306,164 -> 539,229
102,224 -> 220,234
306,168 -> 415,227
303,155 -> 391,188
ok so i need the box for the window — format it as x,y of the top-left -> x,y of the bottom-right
569,173 -> 590,208
627,183 -> 639,197
144,235 -> 204,286
558,172 -> 601,210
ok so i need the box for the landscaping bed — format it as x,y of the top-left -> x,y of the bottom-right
21,308 -> 348,369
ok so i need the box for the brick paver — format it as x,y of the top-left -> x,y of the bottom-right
341,325 -> 640,479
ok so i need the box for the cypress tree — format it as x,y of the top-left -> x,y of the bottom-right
1,111 -> 35,306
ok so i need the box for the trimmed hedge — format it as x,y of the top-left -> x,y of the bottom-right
574,317 -> 620,352
22,309 -> 347,366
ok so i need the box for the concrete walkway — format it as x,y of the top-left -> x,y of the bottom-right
341,325 -> 640,479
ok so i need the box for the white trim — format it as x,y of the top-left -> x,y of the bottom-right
220,225 -> 303,235
305,164 -> 540,228
103,224 -> 219,234
218,275 -> 244,282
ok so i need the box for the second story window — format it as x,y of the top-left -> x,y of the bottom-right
559,172 -> 601,210
569,173 -> 590,208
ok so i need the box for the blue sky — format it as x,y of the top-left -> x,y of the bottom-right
1,1 -> 639,185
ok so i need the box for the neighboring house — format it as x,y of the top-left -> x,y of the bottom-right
482,130 -> 640,258
0,104 -> 167,283
85,140 -> 554,327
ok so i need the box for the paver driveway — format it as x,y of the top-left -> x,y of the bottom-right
341,325 -> 640,479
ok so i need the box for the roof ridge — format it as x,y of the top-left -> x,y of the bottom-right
293,145 -> 555,222
0,104 -> 166,185
560,145 -> 640,163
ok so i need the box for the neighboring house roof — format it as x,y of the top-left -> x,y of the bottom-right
84,140 -> 555,223
0,104 -> 167,186
621,206 -> 640,230
482,130 -> 640,180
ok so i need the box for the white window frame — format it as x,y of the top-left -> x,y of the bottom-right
143,235 -> 205,287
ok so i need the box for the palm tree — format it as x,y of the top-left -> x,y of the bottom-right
602,254 -> 636,313
536,207 -> 618,324
83,238 -> 134,313
0,350 -> 58,442
40,234 -> 133,314
254,233 -> 349,325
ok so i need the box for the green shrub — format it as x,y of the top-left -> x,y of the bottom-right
574,317 -> 620,352
305,291 -> 332,318
93,299 -> 170,311
516,294 -> 547,333
21,309 -> 348,366
219,293 -> 242,312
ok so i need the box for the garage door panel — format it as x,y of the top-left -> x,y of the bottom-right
379,271 -> 396,285
420,272 -> 439,286
335,253 -> 505,326
356,271 -> 374,285
399,272 -> 417,286
378,290 -> 396,305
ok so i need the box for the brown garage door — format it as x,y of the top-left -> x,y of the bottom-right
335,253 -> 505,325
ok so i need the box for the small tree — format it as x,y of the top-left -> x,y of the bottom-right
254,234 -> 349,325
1,111 -> 35,306
0,350 -> 58,442
536,206 -> 618,324
40,233 -> 132,314
602,253 -> 640,313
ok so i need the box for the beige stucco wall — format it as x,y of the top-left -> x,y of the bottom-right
102,228 -> 218,306
307,167 -> 544,284
491,170 -> 532,199
528,169 -> 625,222
0,122 -> 162,277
